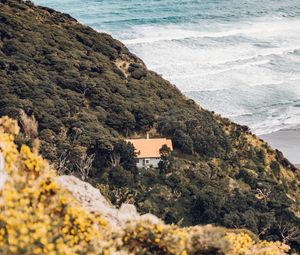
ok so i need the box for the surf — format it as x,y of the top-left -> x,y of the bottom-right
32,0 -> 300,136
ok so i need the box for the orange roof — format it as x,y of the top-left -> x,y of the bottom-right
126,138 -> 173,158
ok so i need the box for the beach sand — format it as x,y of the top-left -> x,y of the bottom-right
260,129 -> 300,165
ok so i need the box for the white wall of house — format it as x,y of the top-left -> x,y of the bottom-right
137,157 -> 161,168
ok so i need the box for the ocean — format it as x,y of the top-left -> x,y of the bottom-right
33,0 -> 300,136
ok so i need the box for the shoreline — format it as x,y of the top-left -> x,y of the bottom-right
260,129 -> 300,165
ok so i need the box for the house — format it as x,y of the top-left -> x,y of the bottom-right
126,135 -> 173,168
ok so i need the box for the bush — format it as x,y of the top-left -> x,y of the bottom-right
157,109 -> 231,158
109,166 -> 134,187
236,168 -> 258,188
270,161 -> 281,177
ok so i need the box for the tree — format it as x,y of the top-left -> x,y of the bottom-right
106,111 -> 136,136
158,144 -> 172,173
109,165 -> 134,187
173,130 -> 193,154
110,140 -> 137,173
132,106 -> 155,132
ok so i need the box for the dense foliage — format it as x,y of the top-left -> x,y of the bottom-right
0,116 -> 290,255
1,0 -> 300,251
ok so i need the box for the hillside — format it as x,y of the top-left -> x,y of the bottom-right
0,0 -> 300,251
0,116 -> 290,254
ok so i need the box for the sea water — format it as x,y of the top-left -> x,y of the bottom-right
33,0 -> 300,135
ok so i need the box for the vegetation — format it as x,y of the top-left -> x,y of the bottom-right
0,0 -> 300,252
158,144 -> 172,173
0,116 -> 290,255
0,116 -> 108,254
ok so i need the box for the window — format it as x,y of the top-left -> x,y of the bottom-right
142,159 -> 151,166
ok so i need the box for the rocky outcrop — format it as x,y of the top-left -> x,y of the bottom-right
56,175 -> 161,228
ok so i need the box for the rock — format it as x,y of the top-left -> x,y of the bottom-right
56,175 -> 161,228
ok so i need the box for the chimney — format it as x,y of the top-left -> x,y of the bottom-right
146,132 -> 149,139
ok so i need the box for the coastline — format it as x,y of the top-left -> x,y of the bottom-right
260,129 -> 300,166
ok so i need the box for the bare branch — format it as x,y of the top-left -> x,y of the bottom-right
54,151 -> 71,176
255,188 -> 271,202
278,221 -> 300,244
110,153 -> 121,167
76,153 -> 95,181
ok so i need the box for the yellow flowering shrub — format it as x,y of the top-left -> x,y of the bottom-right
119,221 -> 290,255
0,116 -> 291,255
225,232 -> 290,255
121,221 -> 188,255
0,117 -> 107,255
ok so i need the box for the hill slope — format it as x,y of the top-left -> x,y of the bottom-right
0,0 -> 300,250
0,116 -> 289,255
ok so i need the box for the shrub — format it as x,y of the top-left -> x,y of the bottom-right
236,168 -> 258,188
270,161 -> 281,178
0,116 -> 108,254
109,165 -> 134,187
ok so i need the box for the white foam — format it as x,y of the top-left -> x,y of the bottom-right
169,59 -> 271,79
122,17 -> 300,133
251,111 -> 300,135
123,19 -> 300,45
